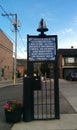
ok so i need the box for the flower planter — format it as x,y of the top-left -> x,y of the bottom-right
4,100 -> 22,123
5,109 -> 22,123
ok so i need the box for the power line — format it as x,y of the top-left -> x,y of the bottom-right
0,31 -> 26,58
0,5 -> 18,84
0,41 -> 26,59
0,5 -> 26,49
0,5 -> 12,22
0,39 -> 25,58
18,31 -> 26,48
17,46 -> 25,55
0,42 -> 13,53
0,5 -> 26,58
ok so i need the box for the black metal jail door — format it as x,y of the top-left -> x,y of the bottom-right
34,79 -> 55,120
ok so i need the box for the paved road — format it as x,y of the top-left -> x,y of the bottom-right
0,79 -> 77,130
59,79 -> 77,112
0,83 -> 23,130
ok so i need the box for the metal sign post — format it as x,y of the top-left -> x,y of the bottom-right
23,19 -> 60,121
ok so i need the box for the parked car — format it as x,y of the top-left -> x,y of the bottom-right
66,72 -> 77,81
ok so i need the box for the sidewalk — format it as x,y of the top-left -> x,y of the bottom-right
11,114 -> 77,130
11,79 -> 77,130
0,78 -> 23,88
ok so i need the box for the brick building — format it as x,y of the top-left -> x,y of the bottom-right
17,59 -> 27,77
0,29 -> 13,80
58,49 -> 77,79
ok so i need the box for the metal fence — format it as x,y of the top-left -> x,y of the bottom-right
34,79 -> 55,120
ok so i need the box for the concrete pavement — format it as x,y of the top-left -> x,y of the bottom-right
0,78 -> 23,88
11,114 -> 77,130
11,79 -> 77,130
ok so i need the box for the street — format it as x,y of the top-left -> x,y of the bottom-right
0,82 -> 23,130
0,79 -> 77,130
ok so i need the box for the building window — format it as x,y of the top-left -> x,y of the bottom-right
64,57 -> 75,66
65,57 -> 74,63
1,68 -> 4,77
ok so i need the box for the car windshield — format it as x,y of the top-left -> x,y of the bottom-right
72,73 -> 77,76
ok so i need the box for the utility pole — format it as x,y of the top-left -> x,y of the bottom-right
12,14 -> 17,84
2,13 -> 20,84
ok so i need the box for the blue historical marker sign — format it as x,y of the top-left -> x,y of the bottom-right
28,36 -> 57,61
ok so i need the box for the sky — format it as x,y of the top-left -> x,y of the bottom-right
0,0 -> 77,59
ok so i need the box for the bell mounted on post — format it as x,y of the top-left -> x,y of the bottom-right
37,18 -> 48,36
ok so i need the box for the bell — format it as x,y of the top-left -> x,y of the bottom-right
37,18 -> 48,35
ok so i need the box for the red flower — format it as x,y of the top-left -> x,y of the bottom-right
4,100 -> 22,112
